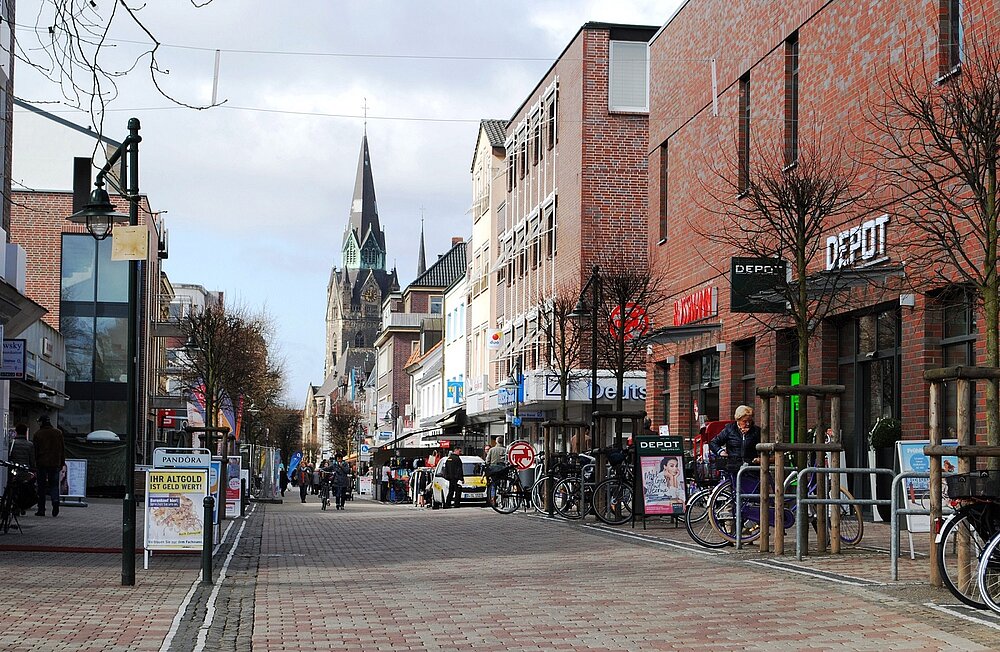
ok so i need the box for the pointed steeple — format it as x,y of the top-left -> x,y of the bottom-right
417,217 -> 427,277
343,133 -> 386,271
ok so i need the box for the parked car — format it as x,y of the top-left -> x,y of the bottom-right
431,455 -> 486,507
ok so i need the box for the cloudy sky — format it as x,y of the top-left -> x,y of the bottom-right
13,0 -> 681,405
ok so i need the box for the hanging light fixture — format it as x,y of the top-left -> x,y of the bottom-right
66,185 -> 128,240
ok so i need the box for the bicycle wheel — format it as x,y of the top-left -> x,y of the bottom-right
939,510 -> 991,609
810,487 -> 865,547
978,530 -> 1000,613
684,488 -> 730,548
0,489 -> 12,534
593,478 -> 633,525
490,476 -> 521,515
707,482 -> 760,545
552,478 -> 585,519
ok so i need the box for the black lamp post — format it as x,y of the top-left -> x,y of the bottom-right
569,265 -> 602,446
67,118 -> 142,586
502,355 -> 523,442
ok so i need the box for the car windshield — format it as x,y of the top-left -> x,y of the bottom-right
464,462 -> 483,475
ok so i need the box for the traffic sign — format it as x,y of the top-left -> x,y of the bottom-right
608,303 -> 650,342
511,416 -> 522,427
506,440 -> 536,470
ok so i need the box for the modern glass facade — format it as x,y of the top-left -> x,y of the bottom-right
59,233 -> 129,436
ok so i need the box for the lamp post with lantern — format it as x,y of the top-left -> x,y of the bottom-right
66,118 -> 143,586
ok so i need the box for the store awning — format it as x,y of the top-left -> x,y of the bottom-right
436,406 -> 466,429
0,279 -> 46,338
643,322 -> 722,344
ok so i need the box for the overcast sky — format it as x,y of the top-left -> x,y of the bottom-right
13,0 -> 681,406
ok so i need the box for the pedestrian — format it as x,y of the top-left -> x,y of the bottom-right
443,446 -> 465,509
380,464 -> 390,503
485,436 -> 506,471
325,453 -> 351,510
9,423 -> 36,470
279,464 -> 289,496
299,464 -> 310,503
33,414 -> 65,517
312,464 -> 322,495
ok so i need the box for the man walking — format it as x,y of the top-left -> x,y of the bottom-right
33,415 -> 64,517
443,447 -> 464,509
326,453 -> 351,510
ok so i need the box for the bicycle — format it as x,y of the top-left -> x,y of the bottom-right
932,470 -> 1000,609
319,475 -> 332,511
486,464 -> 530,514
0,459 -> 34,534
550,449 -> 635,525
706,460 -> 864,547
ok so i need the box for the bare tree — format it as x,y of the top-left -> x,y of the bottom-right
866,34 -> 1000,449
696,137 -> 867,443
536,285 -> 585,424
326,401 -> 363,458
265,406 -> 302,466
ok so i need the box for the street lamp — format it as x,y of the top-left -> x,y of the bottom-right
502,356 -> 522,442
67,118 -> 142,586
569,265 -> 602,446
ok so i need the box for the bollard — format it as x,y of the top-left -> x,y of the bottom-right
202,495 -> 215,585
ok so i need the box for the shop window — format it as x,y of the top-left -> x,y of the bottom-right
736,339 -> 756,407
938,287 -> 977,439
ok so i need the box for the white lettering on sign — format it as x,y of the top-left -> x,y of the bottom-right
153,448 -> 211,468
735,263 -> 782,275
825,214 -> 890,271
673,287 -> 717,326
639,439 -> 683,452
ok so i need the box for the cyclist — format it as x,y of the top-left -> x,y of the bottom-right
709,405 -> 760,467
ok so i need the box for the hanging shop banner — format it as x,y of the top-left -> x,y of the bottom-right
730,257 -> 787,313
635,436 -> 687,515
226,456 -> 242,518
897,439 -> 958,533
144,469 -> 209,551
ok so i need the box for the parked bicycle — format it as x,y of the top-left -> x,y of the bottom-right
0,459 -> 35,534
486,464 -> 531,514
550,448 -> 635,525
933,470 -> 1000,609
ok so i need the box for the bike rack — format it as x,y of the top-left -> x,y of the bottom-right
889,471 -> 956,580
734,464 -> 761,550
793,466 -> 893,560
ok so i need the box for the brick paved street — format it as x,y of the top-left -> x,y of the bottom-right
4,495 -> 1000,650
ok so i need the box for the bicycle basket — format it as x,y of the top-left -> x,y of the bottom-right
946,471 -> 1000,499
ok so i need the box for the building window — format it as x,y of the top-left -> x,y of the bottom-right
657,362 -> 671,429
940,0 -> 963,74
355,332 -> 365,347
546,93 -> 557,149
784,33 -> 799,167
532,116 -> 541,165
736,339 -> 756,407
609,40 -> 649,112
738,72 -> 751,192
658,140 -> 668,241
430,296 -> 443,314
544,202 -> 557,258
939,287 -> 976,439
506,146 -> 515,192
519,137 -> 527,179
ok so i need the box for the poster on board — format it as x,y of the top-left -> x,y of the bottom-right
144,469 -> 208,551
635,436 -> 687,515
897,439 -> 958,533
226,456 -> 242,518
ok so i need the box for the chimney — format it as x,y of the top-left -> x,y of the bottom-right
451,236 -> 463,246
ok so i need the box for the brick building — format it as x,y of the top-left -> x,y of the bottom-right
481,22 -> 657,444
645,0 -> 994,487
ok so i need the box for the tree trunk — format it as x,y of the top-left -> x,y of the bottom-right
985,170 -> 999,462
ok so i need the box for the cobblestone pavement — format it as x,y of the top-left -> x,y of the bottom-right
3,495 -> 1000,650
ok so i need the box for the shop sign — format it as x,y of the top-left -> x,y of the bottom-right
608,303 -> 650,342
0,339 -> 26,380
153,448 -> 211,469
673,287 -> 717,326
730,258 -> 787,314
487,330 -> 503,350
446,380 -> 464,402
540,375 -> 646,402
825,214 -> 890,271
635,436 -> 687,516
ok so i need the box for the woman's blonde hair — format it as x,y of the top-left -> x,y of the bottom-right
734,405 -> 754,421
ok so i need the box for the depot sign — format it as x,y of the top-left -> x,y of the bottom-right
826,214 -> 890,271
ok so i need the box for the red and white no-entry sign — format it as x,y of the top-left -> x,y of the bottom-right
506,440 -> 536,470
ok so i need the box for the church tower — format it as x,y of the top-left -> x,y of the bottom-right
324,134 -> 398,384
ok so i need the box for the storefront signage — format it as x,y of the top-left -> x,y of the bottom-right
0,339 -> 26,380
825,214 -> 890,271
609,303 -> 650,342
730,258 -> 787,314
487,330 -> 503,350
673,287 -> 717,326
635,436 -> 687,516
541,375 -> 646,401
153,448 -> 211,469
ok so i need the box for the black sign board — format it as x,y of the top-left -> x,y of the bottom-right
730,257 -> 787,313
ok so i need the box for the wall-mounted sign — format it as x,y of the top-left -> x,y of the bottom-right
446,380 -> 465,403
608,303 -> 650,342
730,258 -> 787,314
0,339 -> 26,380
673,287 -> 717,326
486,330 -> 503,350
825,214 -> 890,271
540,375 -> 646,402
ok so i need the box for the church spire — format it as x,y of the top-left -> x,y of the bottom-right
343,133 -> 386,271
417,217 -> 427,277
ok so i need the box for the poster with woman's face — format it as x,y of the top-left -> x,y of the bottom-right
641,455 -> 686,515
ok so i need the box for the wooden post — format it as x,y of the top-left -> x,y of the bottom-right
928,380 -> 943,587
774,440 -> 785,556
758,394 -> 770,553
815,419 -> 828,554
954,380 -> 972,592
770,395 -> 785,554
830,396 -> 842,555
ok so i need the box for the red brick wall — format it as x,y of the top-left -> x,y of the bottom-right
645,0 -> 997,442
